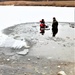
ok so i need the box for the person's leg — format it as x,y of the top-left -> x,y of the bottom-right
53,34 -> 55,37
52,28 -> 55,37
41,30 -> 45,35
53,29 -> 58,37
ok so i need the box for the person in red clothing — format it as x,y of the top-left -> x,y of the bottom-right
40,19 -> 46,35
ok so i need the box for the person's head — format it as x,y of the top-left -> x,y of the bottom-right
53,17 -> 56,21
41,19 -> 45,23
42,19 -> 44,21
40,19 -> 45,23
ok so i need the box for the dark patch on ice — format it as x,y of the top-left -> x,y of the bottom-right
13,35 -> 20,39
2,25 -> 18,35
63,42 -> 75,47
69,23 -> 75,28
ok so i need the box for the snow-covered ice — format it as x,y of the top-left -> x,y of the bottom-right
0,6 -> 74,60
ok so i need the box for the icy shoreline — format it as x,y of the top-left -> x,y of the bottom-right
0,22 -> 74,62
0,22 -> 75,75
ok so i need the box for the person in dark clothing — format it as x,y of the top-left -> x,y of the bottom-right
40,19 -> 46,35
52,17 -> 58,37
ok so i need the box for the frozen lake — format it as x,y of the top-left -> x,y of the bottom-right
1,22 -> 74,62
0,6 -> 75,75
0,6 -> 75,62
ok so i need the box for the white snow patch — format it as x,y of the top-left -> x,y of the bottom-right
58,71 -> 67,75
0,32 -> 30,49
17,49 -> 29,55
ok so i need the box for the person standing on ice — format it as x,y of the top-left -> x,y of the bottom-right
52,17 -> 58,37
40,19 -> 46,35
